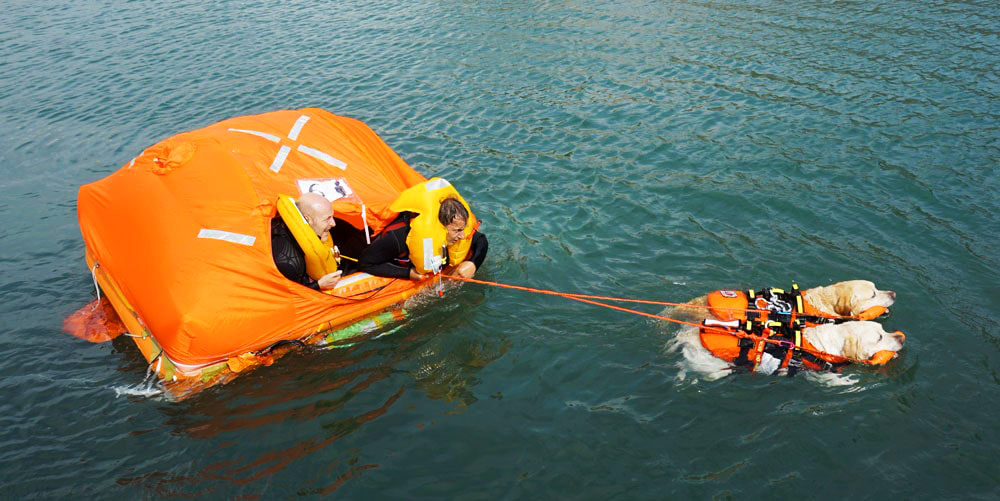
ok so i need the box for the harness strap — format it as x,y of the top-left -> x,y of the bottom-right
731,318 -> 847,375
751,339 -> 765,372
780,325 -> 801,375
735,338 -> 754,368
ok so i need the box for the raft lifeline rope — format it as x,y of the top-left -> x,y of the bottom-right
90,262 -> 102,308
441,275 -> 883,366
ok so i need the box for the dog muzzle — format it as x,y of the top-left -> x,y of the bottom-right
865,331 -> 905,365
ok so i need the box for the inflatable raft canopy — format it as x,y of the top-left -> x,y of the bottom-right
77,108 -> 454,395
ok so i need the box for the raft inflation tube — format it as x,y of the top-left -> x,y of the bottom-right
74,109 -> 462,399
390,178 -> 478,275
275,193 -> 338,278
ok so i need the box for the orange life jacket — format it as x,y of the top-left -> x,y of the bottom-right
699,319 -> 852,376
706,283 -> 887,324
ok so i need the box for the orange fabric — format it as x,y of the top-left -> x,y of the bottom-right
868,351 -> 896,365
856,306 -> 888,321
698,327 -> 746,361
62,298 -> 128,343
706,290 -> 749,322
77,109 -> 428,366
801,298 -> 824,317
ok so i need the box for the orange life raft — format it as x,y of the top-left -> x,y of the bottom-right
76,108 -> 471,398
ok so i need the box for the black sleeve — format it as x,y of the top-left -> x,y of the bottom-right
330,217 -> 368,272
466,231 -> 489,269
272,221 -> 321,290
359,222 -> 413,279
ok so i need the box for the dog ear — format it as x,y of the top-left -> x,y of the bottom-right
832,283 -> 858,316
841,335 -> 862,359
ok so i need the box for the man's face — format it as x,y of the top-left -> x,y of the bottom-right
304,204 -> 335,237
445,217 -> 467,246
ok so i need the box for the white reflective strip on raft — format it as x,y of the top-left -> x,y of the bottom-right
425,178 -> 451,191
333,272 -> 375,289
269,145 -> 292,172
229,118 -> 344,172
287,115 -> 310,140
361,204 -> 371,244
297,144 -> 347,170
228,128 -> 281,143
197,229 -> 257,246
422,237 -> 434,272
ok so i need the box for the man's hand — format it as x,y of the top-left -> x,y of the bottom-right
452,261 -> 477,278
318,270 -> 343,290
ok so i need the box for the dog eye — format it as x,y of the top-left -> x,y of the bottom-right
878,334 -> 883,342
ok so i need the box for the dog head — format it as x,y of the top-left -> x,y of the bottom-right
803,280 -> 896,317
804,321 -> 905,363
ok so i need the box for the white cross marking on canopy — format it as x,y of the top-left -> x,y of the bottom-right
228,115 -> 348,172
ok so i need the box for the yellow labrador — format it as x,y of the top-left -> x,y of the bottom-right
669,280 -> 896,323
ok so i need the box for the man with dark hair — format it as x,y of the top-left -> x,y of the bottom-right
438,197 -> 468,229
359,197 -> 488,280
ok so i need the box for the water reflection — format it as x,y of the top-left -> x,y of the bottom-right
113,284 -> 508,495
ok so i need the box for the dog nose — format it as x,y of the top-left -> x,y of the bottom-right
889,291 -> 897,300
893,330 -> 905,343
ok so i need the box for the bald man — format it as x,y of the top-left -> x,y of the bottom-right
271,192 -> 344,290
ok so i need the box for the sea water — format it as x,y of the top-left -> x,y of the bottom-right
1,0 -> 997,497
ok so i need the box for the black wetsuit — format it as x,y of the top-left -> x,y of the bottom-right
359,212 -> 489,279
270,218 -> 361,289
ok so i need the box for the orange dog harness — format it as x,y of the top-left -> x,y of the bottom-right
699,319 -> 853,375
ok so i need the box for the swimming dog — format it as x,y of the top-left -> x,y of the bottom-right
669,280 -> 896,324
666,281 -> 903,380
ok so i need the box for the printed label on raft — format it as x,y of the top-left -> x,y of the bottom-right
298,178 -> 354,201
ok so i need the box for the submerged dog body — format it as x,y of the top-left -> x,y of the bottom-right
666,280 -> 903,380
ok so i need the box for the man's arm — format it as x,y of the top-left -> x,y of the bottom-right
467,231 -> 488,268
359,225 -> 413,279
272,222 -> 323,290
449,232 -> 488,279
